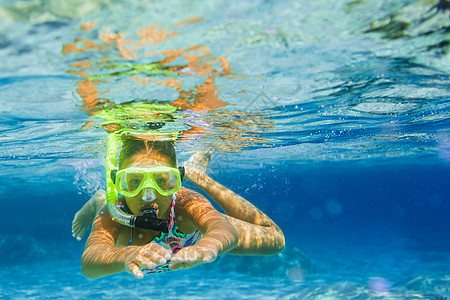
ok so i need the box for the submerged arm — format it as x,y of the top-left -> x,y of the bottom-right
169,189 -> 238,270
81,207 -> 171,279
72,189 -> 107,241
81,207 -> 136,278
223,214 -> 285,255
185,170 -> 285,255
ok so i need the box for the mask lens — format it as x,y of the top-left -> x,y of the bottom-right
152,171 -> 178,191
120,172 -> 144,194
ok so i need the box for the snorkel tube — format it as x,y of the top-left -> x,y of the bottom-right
105,131 -> 140,229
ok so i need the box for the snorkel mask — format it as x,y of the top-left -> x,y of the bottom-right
101,102 -> 187,233
113,166 -> 182,198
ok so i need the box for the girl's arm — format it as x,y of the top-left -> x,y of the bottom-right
185,169 -> 285,255
169,189 -> 238,270
72,189 -> 107,241
81,207 -> 171,279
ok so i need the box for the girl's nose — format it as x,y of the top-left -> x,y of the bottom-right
141,188 -> 156,202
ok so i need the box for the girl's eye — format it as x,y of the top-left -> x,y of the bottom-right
126,174 -> 143,189
130,179 -> 141,186
156,177 -> 166,184
153,173 -> 170,188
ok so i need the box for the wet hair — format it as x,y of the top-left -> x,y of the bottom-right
119,137 -> 177,169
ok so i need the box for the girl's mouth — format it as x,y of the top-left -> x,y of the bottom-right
141,202 -> 159,217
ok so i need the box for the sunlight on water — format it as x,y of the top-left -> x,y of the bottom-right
0,1 -> 449,299
0,0 -> 448,172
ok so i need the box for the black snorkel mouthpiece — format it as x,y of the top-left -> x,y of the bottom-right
133,208 -> 169,233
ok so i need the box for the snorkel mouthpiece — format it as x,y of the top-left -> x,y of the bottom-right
142,189 -> 157,202
141,207 -> 158,217
134,207 -> 169,233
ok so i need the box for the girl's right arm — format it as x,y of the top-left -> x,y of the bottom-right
81,207 -> 171,279
184,169 -> 285,255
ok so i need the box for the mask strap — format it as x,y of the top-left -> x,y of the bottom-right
178,166 -> 185,181
168,193 -> 177,230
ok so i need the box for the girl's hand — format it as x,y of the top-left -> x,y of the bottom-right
124,243 -> 172,279
169,245 -> 217,271
182,151 -> 212,182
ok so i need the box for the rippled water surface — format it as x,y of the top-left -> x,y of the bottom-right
1,0 -> 449,168
0,0 -> 449,299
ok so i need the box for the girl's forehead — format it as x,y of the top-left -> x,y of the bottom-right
124,152 -> 171,168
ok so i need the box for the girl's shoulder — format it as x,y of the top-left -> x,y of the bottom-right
176,187 -> 197,198
175,187 -> 209,208
173,187 -> 202,233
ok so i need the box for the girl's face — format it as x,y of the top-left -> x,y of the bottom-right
122,151 -> 174,218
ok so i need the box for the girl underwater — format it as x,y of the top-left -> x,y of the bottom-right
72,135 -> 285,279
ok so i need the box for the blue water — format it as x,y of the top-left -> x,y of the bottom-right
1,0 -> 449,299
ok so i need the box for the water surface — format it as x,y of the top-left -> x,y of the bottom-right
0,0 -> 449,299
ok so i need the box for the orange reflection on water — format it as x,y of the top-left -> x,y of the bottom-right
98,29 -> 136,60
63,19 -> 275,151
62,38 -> 105,55
138,25 -> 178,46
95,25 -> 179,60
169,76 -> 228,111
80,20 -> 97,31
200,109 -> 274,152
174,16 -> 204,27
75,80 -> 111,116
143,45 -> 231,111
70,60 -> 92,68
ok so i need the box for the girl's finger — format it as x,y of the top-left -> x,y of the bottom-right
127,263 -> 144,279
135,255 -> 156,270
203,253 -> 213,262
202,249 -> 216,263
141,243 -> 172,260
142,249 -> 168,266
149,244 -> 172,260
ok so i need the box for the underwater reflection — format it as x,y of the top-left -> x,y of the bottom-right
62,18 -> 275,152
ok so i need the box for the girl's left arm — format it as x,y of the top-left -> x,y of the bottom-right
169,189 -> 238,270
